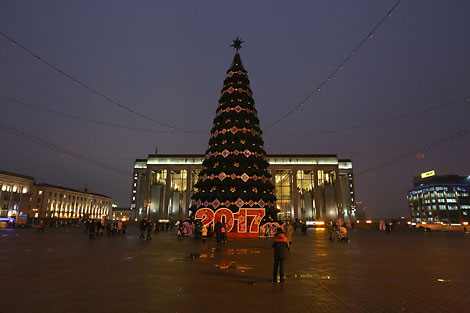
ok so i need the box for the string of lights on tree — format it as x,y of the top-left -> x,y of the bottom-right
264,0 -> 404,130
268,97 -> 470,136
0,122 -> 131,176
356,127 -> 470,177
0,31 -> 204,134
0,96 -> 196,134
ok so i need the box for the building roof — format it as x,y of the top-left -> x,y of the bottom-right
0,169 -> 35,181
34,183 -> 112,199
135,154 -> 353,168
413,175 -> 470,188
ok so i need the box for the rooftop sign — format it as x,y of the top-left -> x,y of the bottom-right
421,170 -> 436,178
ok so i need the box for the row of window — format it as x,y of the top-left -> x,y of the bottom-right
0,184 -> 28,193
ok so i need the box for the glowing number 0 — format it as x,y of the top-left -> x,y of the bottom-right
214,208 -> 234,232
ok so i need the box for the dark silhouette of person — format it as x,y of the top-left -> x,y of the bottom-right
139,217 -> 147,239
272,228 -> 289,283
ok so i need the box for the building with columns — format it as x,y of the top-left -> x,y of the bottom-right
0,170 -> 35,222
132,154 -> 355,222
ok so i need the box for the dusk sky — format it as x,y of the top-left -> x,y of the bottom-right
1,0 -> 469,217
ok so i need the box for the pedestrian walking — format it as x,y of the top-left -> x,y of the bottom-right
301,222 -> 307,235
272,228 -> 289,283
139,218 -> 147,239
37,220 -> 45,233
283,221 -> 294,250
146,220 -> 152,240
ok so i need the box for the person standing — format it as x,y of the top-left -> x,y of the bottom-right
37,220 -> 45,233
272,228 -> 289,283
139,217 -> 147,240
118,220 -> 123,235
283,221 -> 294,250
220,222 -> 227,243
146,220 -> 152,240
201,224 -> 208,243
215,221 -> 221,242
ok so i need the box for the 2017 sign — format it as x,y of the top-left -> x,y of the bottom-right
194,208 -> 265,234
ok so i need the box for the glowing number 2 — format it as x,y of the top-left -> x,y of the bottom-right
194,208 -> 214,227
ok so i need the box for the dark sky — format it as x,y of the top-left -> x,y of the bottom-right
1,0 -> 469,217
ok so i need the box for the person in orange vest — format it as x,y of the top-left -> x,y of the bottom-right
272,227 -> 289,282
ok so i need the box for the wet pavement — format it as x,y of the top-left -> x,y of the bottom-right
1,227 -> 470,313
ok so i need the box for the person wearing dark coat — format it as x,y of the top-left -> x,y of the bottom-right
139,218 -> 147,240
272,228 -> 289,282
215,221 -> 222,242
146,220 -> 152,240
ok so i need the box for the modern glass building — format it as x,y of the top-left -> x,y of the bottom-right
408,174 -> 470,225
132,154 -> 355,222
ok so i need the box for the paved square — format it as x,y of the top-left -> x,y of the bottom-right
1,227 -> 469,313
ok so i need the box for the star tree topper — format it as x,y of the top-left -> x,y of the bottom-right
231,37 -> 244,51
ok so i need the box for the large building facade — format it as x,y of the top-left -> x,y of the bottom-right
408,173 -> 470,225
30,184 -> 112,220
132,154 -> 356,222
0,170 -> 35,222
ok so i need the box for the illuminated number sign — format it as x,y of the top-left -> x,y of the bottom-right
194,208 -> 265,236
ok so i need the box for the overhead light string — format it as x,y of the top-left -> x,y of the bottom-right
264,0 -> 405,130
269,97 -> 470,136
0,96 -> 206,134
356,127 -> 470,177
0,122 -> 132,176
0,31 -> 205,134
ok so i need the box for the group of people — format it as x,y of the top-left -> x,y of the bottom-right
174,219 -> 226,243
85,219 -> 127,238
326,222 -> 349,242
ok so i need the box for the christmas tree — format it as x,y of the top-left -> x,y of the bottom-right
191,38 -> 276,221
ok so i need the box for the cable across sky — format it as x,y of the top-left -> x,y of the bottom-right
0,31 -> 205,134
267,96 -> 470,136
356,127 -> 470,177
263,0 -> 405,130
0,122 -> 131,176
0,96 -> 205,134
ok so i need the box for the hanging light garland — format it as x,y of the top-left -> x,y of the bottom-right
0,31 -> 204,134
356,127 -> 470,177
0,122 -> 131,176
264,0 -> 405,129
0,96 -> 204,134
268,97 -> 470,136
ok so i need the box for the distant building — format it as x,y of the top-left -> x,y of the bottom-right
132,154 -> 356,222
407,173 -> 470,225
111,206 -> 131,221
0,170 -> 35,222
30,184 -> 112,220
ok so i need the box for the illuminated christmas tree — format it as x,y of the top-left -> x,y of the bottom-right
191,38 -> 276,220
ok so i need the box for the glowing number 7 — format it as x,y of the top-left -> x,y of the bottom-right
246,208 -> 265,233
